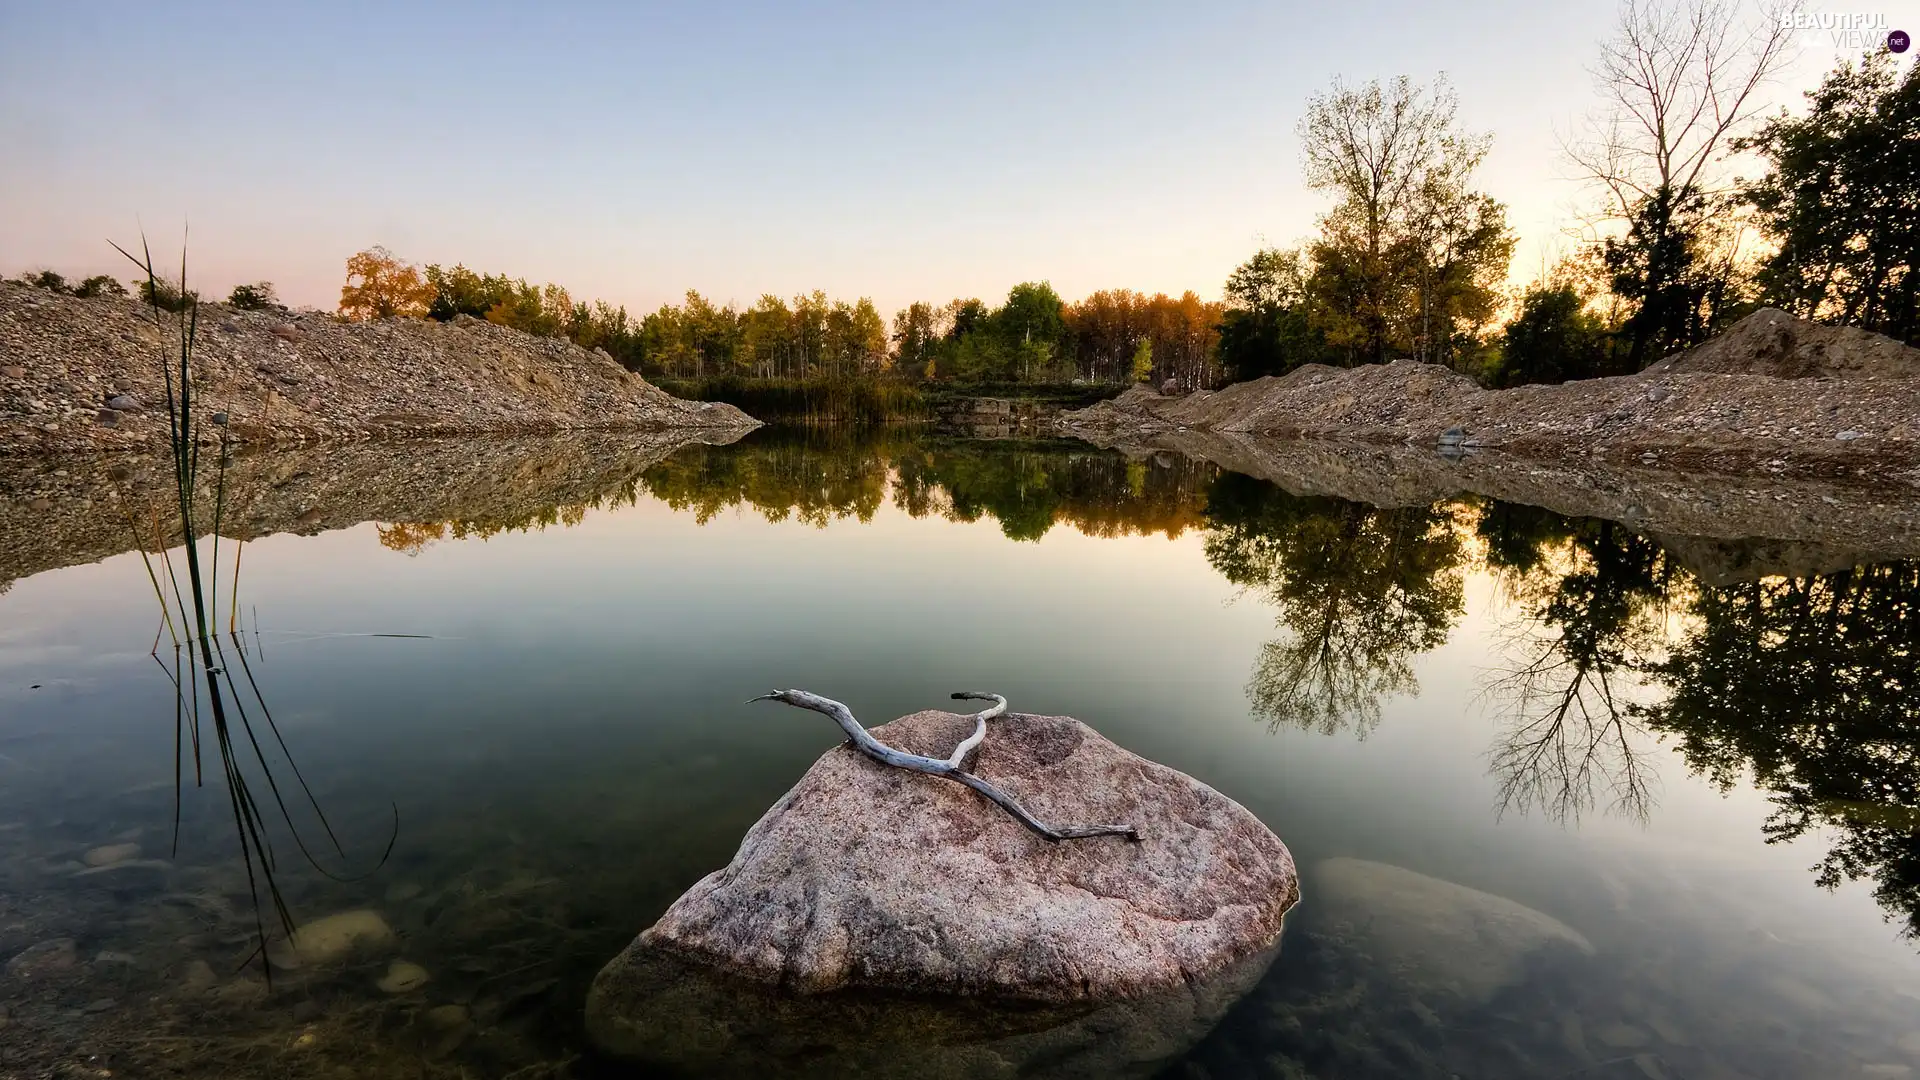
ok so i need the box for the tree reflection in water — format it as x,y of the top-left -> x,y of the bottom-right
368,433 -> 1920,942
1641,560 -> 1920,938
1475,504 -> 1675,825
1202,472 -> 1464,738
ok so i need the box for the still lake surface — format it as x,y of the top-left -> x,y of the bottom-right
2,428 -> 1918,1078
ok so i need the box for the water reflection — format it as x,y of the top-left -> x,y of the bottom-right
1642,561 -> 1920,939
1201,473 -> 1464,738
1477,508 -> 1677,826
353,431 -> 1920,941
6,430 -> 1920,1078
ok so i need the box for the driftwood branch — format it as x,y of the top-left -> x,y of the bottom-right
750,689 -> 1141,843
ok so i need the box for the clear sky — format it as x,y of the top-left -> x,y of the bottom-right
1,1 -> 1909,317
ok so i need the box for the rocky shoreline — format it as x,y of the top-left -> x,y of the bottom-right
1058,309 -> 1920,488
0,283 -> 757,455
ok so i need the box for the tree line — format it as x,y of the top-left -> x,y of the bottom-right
10,1 -> 1912,393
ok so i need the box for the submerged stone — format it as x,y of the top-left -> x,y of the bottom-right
589,708 -> 1298,1071
376,960 -> 431,994
267,909 -> 396,969
82,842 -> 140,867
6,938 -> 79,980
1310,857 -> 1594,1005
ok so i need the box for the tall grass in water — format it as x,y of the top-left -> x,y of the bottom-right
112,236 -> 394,978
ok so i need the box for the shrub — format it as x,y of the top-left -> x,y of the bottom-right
227,281 -> 281,311
72,275 -> 128,298
138,277 -> 198,313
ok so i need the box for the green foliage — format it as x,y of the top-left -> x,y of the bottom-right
28,269 -> 70,293
226,281 -> 281,311
73,274 -> 128,298
422,263 -> 644,367
1216,246 -> 1336,382
1297,75 -> 1515,368
1129,338 -> 1153,382
1491,284 -> 1616,386
1739,51 -> 1919,345
138,276 -> 198,313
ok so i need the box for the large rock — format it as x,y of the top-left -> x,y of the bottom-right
588,709 -> 1298,1065
1310,857 -> 1594,1005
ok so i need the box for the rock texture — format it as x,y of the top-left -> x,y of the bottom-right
591,709 -> 1297,1010
1059,309 -> 1920,486
0,282 -> 757,455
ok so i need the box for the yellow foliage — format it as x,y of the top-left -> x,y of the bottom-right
339,246 -> 434,321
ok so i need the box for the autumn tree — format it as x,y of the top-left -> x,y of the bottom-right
339,246 -> 434,320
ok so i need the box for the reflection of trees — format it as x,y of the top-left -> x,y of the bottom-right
1203,473 -> 1464,738
1641,561 -> 1920,939
637,430 -> 1215,541
377,487 -> 635,555
1477,503 -> 1675,824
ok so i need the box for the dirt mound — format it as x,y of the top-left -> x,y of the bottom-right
1648,308 -> 1920,380
0,283 -> 758,455
1060,312 -> 1920,486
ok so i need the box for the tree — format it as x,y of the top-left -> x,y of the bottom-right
891,301 -> 943,379
1568,0 -> 1792,365
424,263 -> 515,321
1298,75 -> 1509,366
1204,473 -> 1465,738
338,246 -> 434,320
1129,338 -> 1154,382
1493,283 -> 1616,386
1739,51 -> 1920,345
226,281 -> 281,311
1217,246 -> 1333,382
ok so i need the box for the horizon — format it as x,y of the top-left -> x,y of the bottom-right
2,1 -> 1910,318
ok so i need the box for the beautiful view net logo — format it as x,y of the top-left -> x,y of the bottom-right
1780,10 -> 1910,51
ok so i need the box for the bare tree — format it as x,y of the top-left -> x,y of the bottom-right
1565,0 -> 1793,365
1569,0 -> 1794,217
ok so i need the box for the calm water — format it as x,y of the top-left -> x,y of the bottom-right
2,429 -> 1918,1078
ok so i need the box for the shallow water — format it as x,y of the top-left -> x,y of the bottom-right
2,429 -> 1918,1078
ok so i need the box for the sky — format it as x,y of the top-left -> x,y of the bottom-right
1,0 -> 1913,317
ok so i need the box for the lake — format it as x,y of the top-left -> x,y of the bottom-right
2,428 -> 1918,1078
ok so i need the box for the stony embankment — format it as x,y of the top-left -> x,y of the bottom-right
0,430 -> 748,594
0,283 -> 757,455
1060,309 -> 1920,487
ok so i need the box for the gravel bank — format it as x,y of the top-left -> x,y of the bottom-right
1059,309 -> 1920,487
0,283 -> 757,455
